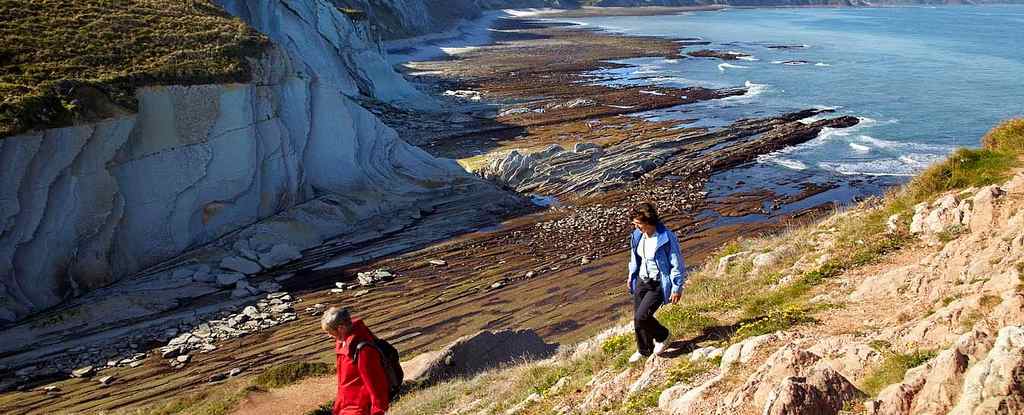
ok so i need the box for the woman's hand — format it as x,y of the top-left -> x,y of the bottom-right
669,292 -> 681,304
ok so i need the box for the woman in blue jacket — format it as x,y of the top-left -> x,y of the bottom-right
627,202 -> 687,363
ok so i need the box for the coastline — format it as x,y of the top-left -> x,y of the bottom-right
0,9 -> 896,414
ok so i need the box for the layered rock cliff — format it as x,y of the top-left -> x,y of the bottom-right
0,0 -> 509,324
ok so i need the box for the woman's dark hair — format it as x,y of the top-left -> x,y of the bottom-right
630,202 -> 660,225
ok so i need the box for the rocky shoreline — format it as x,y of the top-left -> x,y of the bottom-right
0,12 -> 893,414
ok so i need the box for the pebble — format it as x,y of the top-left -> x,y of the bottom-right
98,376 -> 114,386
428,259 -> 448,266
71,366 -> 95,378
176,355 -> 191,364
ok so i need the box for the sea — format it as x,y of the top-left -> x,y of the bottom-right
552,5 -> 1024,179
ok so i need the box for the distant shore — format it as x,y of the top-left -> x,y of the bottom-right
536,5 -> 728,18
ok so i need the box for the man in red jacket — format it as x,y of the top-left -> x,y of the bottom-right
321,307 -> 390,415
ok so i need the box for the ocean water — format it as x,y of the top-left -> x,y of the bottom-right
556,6 -> 1024,178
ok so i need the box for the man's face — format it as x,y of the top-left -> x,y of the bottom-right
324,322 -> 352,340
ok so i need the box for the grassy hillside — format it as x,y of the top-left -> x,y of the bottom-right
385,118 -> 1024,414
0,0 -> 267,138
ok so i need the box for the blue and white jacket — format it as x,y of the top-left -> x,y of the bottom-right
628,223 -> 687,304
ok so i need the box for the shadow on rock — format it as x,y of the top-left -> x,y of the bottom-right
659,323 -> 743,359
402,329 -> 558,388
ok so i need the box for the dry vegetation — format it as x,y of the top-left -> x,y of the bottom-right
0,0 -> 268,137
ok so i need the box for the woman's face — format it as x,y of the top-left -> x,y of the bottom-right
632,218 -> 656,235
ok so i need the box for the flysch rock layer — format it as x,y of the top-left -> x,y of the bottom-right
0,0 -> 505,324
480,109 -> 857,197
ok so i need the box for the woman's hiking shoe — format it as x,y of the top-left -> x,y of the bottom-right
653,339 -> 667,356
628,352 -> 643,363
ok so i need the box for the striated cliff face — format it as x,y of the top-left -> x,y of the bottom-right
0,0 -> 488,323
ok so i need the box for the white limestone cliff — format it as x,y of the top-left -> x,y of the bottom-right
0,0 -> 494,323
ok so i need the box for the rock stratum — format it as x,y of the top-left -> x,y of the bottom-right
0,0 -> 520,324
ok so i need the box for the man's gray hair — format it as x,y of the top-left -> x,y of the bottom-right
321,306 -> 351,331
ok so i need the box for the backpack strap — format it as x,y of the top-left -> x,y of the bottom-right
351,340 -> 374,364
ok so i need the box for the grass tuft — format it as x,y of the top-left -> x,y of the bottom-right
981,118 -> 1024,154
860,349 -> 937,397
906,148 -> 1018,202
253,362 -> 331,389
665,359 -> 715,386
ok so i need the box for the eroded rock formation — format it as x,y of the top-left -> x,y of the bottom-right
0,0 -> 508,324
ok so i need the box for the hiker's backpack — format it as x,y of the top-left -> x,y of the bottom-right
352,337 -> 404,401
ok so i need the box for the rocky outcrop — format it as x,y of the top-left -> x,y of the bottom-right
868,325 -> 1024,415
402,329 -> 559,386
0,0 -> 512,324
480,109 -> 858,196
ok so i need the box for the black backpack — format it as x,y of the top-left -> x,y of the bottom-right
352,337 -> 404,401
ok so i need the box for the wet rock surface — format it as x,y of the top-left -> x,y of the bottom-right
480,109 -> 857,197
687,49 -> 753,60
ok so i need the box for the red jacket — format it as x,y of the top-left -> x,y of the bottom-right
333,319 -> 390,415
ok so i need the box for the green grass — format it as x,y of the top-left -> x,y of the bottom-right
253,362 -> 331,389
525,365 -> 570,396
123,361 -> 330,415
0,0 -> 268,138
621,386 -> 663,414
665,359 -> 715,386
124,384 -> 265,415
982,118 -> 1024,155
860,349 -> 937,397
905,148 -> 1019,202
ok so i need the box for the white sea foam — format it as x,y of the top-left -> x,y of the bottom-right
849,142 -> 871,153
818,160 -> 917,177
737,56 -> 759,61
718,63 -> 749,72
815,62 -> 832,67
663,59 -> 680,64
503,8 -> 558,17
770,157 -> 809,171
742,81 -> 768,96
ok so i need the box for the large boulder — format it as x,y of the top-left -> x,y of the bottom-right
762,365 -> 864,415
402,330 -> 558,387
